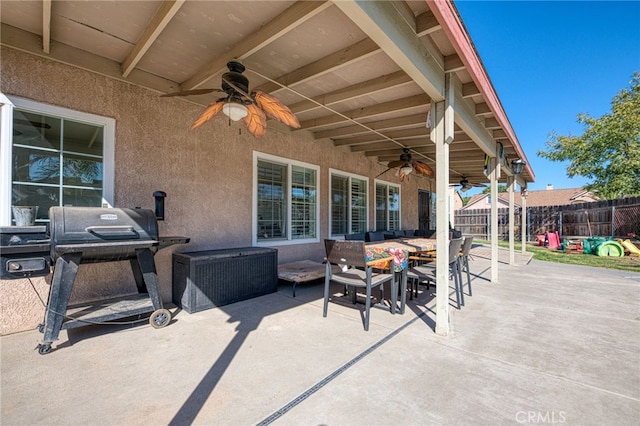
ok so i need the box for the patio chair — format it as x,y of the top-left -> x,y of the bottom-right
323,239 -> 394,331
344,233 -> 366,241
460,236 -> 474,297
406,238 -> 464,309
365,231 -> 385,242
383,230 -> 404,240
413,229 -> 435,238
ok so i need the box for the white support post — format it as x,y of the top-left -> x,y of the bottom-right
431,99 -> 449,336
508,175 -> 515,265
521,186 -> 528,254
488,156 -> 499,283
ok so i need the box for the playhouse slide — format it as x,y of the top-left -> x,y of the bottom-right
596,240 -> 624,257
618,239 -> 640,257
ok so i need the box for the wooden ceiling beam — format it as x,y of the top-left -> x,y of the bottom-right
334,0 -> 445,101
444,54 -> 465,72
475,102 -> 492,116
254,37 -> 380,94
420,141 -> 480,153
333,127 -> 429,146
314,113 -> 426,139
367,148 -> 411,158
416,10 -> 441,36
289,71 -> 413,114
0,23 -> 178,93
493,129 -> 508,138
448,152 -> 487,161
350,139 -> 429,152
181,0 -> 331,90
42,0 -> 51,54
122,0 -> 186,78
462,81 -> 479,98
484,117 -> 501,129
299,94 -> 429,129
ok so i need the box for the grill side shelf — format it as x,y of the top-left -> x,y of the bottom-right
54,240 -> 159,254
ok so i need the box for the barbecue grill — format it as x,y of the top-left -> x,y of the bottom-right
2,194 -> 189,355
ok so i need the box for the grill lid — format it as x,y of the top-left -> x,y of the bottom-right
49,207 -> 159,261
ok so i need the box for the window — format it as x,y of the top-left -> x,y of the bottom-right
1,96 -> 114,225
375,181 -> 400,231
329,170 -> 368,237
253,152 -> 319,246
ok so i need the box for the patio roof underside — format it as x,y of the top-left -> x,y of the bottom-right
1,0 -> 534,187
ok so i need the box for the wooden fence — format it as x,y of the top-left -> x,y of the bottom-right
454,196 -> 640,241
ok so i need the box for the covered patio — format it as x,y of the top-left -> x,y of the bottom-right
1,247 -> 638,425
1,2 -> 533,337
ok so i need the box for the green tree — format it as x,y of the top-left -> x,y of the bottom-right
482,184 -> 507,194
538,73 -> 640,199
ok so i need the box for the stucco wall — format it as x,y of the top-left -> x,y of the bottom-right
0,47 -> 428,335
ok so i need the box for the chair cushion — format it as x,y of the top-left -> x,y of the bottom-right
330,267 -> 393,287
406,265 -> 436,281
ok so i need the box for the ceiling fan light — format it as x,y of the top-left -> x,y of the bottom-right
400,164 -> 414,175
222,102 -> 248,121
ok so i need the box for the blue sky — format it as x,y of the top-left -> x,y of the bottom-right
454,0 -> 640,194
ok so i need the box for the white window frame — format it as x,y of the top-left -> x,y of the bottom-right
252,151 -> 320,247
0,94 -> 115,225
374,179 -> 401,231
328,168 -> 369,238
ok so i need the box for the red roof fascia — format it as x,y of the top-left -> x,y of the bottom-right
427,0 -> 535,181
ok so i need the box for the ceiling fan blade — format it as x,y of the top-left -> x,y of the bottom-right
413,160 -> 434,178
161,88 -> 222,97
243,104 -> 267,138
253,90 -> 300,129
191,100 -> 225,129
386,160 -> 403,168
376,167 -> 393,178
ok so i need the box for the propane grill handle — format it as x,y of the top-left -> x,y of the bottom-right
85,226 -> 138,239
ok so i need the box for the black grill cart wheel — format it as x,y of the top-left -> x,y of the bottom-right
37,343 -> 52,355
149,309 -> 171,329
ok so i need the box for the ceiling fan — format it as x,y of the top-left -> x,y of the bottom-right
376,148 -> 434,181
451,177 -> 487,192
161,60 -> 300,138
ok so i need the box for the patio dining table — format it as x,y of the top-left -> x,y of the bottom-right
363,239 -> 437,314
365,238 -> 438,270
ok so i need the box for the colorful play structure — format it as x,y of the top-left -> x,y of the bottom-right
536,231 -> 640,257
619,239 -> 640,257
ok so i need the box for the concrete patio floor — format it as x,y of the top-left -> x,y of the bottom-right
1,246 -> 639,425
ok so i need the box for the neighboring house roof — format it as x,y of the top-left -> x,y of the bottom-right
460,188 -> 598,210
452,190 -> 464,210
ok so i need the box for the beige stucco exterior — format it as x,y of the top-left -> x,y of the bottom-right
1,47 -> 429,335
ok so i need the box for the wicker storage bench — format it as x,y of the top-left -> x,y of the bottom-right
173,247 -> 278,313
